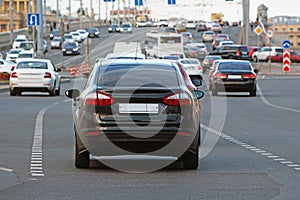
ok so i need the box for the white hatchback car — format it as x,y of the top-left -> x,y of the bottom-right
6,49 -> 23,62
252,46 -> 283,62
9,59 -> 61,96
0,59 -> 15,74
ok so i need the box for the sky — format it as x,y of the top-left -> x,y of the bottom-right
46,0 -> 300,22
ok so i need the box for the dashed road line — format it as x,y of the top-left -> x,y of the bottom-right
30,101 -> 69,178
0,167 -> 14,173
201,124 -> 300,172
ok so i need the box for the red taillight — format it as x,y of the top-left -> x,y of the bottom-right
193,51 -> 198,56
11,72 -> 18,78
44,72 -> 52,78
214,73 -> 227,79
85,131 -> 101,136
197,65 -> 202,71
236,51 -> 240,56
163,92 -> 191,106
85,92 -> 114,106
242,73 -> 256,79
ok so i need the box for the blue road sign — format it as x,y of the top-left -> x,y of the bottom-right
27,13 -> 40,26
282,40 -> 291,49
168,0 -> 176,4
135,0 -> 143,6
104,0 -> 115,2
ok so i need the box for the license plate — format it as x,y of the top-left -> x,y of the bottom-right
227,75 -> 242,79
67,51 -> 72,54
119,104 -> 159,114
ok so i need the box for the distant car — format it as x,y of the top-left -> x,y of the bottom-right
50,29 -> 60,40
12,37 -> 28,49
9,59 -> 61,96
158,19 -> 169,27
19,41 -> 34,52
165,27 -> 177,33
184,45 -> 207,61
169,52 -> 186,59
15,50 -> 35,63
186,20 -> 197,29
208,59 -> 222,90
210,45 -> 250,60
108,24 -> 120,33
252,46 -> 283,62
62,41 -> 80,55
212,34 -> 230,50
211,24 -> 222,33
196,22 -> 207,32
185,43 -> 208,53
202,31 -> 215,42
267,50 -> 300,63
202,55 -> 222,73
51,37 -> 62,49
70,31 -> 82,43
175,23 -> 186,33
0,58 -> 15,74
210,60 -> 258,96
64,34 -> 74,43
181,32 -> 193,40
179,58 -> 203,81
217,40 -> 234,48
205,21 -> 215,30
87,27 -> 100,38
119,23 -> 132,33
76,29 -> 89,41
6,49 -> 23,62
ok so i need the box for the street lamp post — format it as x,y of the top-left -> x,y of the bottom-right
9,0 -> 14,45
37,0 -> 44,58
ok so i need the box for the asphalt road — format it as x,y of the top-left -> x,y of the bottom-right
0,26 -> 300,200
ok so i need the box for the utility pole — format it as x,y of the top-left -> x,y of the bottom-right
242,0 -> 249,46
117,0 -> 120,25
111,1 -> 114,23
9,0 -> 14,45
56,0 -> 59,28
37,0 -> 44,58
98,0 -> 101,25
69,0 -> 71,25
43,0 -> 46,33
90,0 -> 93,26
80,0 -> 83,29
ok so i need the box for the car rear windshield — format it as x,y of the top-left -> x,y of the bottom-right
181,59 -> 199,64
17,62 -> 47,69
238,46 -> 249,51
98,64 -> 179,87
218,62 -> 251,71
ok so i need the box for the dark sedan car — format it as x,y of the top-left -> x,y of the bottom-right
108,24 -> 120,33
65,60 -> 204,170
62,41 -> 80,55
87,27 -> 100,38
210,60 -> 258,96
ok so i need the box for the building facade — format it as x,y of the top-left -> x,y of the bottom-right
0,0 -> 37,32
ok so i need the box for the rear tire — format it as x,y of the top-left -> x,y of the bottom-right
10,90 -> 16,96
253,56 -> 258,62
182,150 -> 199,169
55,87 -> 60,96
75,133 -> 90,168
250,87 -> 257,97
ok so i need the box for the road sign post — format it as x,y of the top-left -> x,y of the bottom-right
282,40 -> 291,73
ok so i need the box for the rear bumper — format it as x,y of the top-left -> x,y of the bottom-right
214,79 -> 256,92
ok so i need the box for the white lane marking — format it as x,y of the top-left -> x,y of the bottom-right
257,84 -> 300,113
201,124 -> 300,171
0,167 -> 14,173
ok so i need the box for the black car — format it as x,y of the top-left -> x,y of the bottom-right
209,45 -> 250,60
62,41 -> 80,55
87,27 -> 100,38
210,60 -> 258,96
108,24 -> 120,33
65,60 -> 204,170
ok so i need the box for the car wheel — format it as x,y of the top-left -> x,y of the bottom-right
182,149 -> 199,169
49,84 -> 55,96
253,56 -> 258,62
75,132 -> 89,168
55,86 -> 60,96
10,90 -> 16,96
250,87 -> 257,97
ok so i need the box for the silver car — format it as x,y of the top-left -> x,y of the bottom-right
9,59 -> 61,96
202,31 -> 215,42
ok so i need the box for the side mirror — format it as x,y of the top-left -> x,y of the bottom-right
55,68 -> 61,72
193,90 -> 204,99
65,89 -> 80,100
11,66 -> 15,71
254,69 -> 259,74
